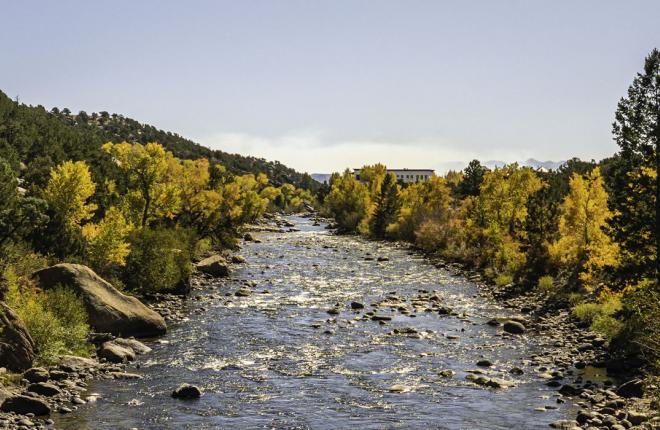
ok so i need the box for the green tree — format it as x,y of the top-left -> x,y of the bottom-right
0,159 -> 49,249
369,172 -> 400,238
608,48 -> 659,284
457,159 -> 488,197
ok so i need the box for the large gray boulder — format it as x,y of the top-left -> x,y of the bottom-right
32,264 -> 166,338
0,302 -> 35,372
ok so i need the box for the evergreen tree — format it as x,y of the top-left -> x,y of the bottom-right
370,172 -> 400,238
608,48 -> 659,284
457,159 -> 488,197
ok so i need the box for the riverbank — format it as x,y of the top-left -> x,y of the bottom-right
377,237 -> 659,429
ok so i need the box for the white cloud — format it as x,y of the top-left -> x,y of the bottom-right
194,130 -> 526,174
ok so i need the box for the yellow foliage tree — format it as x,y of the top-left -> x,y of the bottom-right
44,160 -> 97,226
479,164 -> 543,236
102,142 -> 179,226
325,170 -> 371,233
82,206 -> 133,273
549,167 -> 618,289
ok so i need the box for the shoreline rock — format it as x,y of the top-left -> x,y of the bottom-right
32,264 -> 167,338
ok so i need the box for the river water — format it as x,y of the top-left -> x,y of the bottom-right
54,216 -> 581,429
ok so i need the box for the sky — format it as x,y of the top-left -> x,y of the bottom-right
1,1 -> 658,174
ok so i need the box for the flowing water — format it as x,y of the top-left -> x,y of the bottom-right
54,216 -> 581,429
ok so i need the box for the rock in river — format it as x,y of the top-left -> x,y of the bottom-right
0,301 -> 35,372
1,395 -> 51,415
172,383 -> 202,399
196,255 -> 230,277
32,264 -> 167,338
231,255 -> 247,264
98,340 -> 136,363
502,320 -> 526,334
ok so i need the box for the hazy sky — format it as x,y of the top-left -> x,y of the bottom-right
2,1 -> 658,173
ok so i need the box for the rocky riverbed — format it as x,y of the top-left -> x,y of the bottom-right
3,215 -> 656,429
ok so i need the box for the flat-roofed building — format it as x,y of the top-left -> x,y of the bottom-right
354,168 -> 435,183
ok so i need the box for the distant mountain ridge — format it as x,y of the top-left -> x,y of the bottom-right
483,158 -> 565,171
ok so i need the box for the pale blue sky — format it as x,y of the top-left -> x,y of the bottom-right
1,1 -> 658,173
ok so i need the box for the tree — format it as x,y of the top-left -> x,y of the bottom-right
457,159 -> 488,197
549,168 -> 618,290
370,172 -> 400,238
0,158 -> 49,248
479,164 -> 543,237
43,160 -> 97,227
82,206 -> 133,274
325,170 -> 370,233
608,48 -> 659,284
102,142 -> 178,227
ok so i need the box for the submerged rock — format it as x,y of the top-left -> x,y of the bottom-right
172,383 -> 202,399
231,255 -> 247,264
0,302 -> 35,372
235,287 -> 252,297
32,264 -> 167,338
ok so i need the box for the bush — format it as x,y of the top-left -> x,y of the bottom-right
537,275 -> 555,293
193,237 -> 212,260
495,273 -> 513,287
591,314 -> 624,340
4,269 -> 90,364
572,302 -> 602,324
123,227 -> 193,293
572,295 -> 623,340
415,219 -> 448,253
612,279 -> 660,368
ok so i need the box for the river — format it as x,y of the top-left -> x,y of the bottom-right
53,216 -> 582,429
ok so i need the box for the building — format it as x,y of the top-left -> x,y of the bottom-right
354,168 -> 435,184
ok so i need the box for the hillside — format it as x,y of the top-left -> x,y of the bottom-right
0,90 -> 317,190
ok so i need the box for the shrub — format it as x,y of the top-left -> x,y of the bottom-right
572,295 -> 623,340
4,270 -> 90,364
612,279 -> 660,368
123,227 -> 193,293
495,273 -> 513,287
193,237 -> 212,260
591,314 -> 624,341
537,275 -> 554,293
572,302 -> 603,324
415,219 -> 447,252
